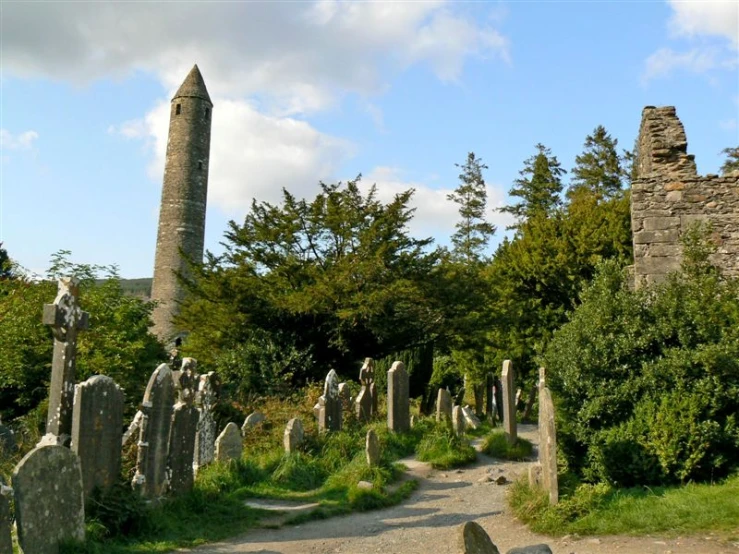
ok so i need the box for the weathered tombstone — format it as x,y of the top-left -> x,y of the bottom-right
365,428 -> 380,467
457,521 -> 500,554
485,373 -> 494,422
355,358 -> 375,422
283,418 -> 304,454
13,445 -> 85,553
436,388 -> 452,423
452,406 -> 466,436
193,371 -> 218,474
461,405 -> 482,430
42,277 -> 90,446
132,363 -> 175,498
176,357 -> 199,404
501,360 -> 517,445
318,369 -> 342,432
0,482 -> 11,554
215,422 -> 242,462
538,386 -> 559,504
71,375 -> 124,499
387,361 -> 410,433
242,411 -> 266,433
168,370 -> 199,497
338,382 -> 352,413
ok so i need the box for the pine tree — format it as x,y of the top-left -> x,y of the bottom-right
568,126 -> 627,200
720,146 -> 739,175
499,143 -> 566,228
447,152 -> 496,262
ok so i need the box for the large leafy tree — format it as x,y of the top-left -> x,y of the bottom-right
720,146 -> 739,175
178,177 -> 449,389
447,152 -> 496,262
499,143 -> 566,228
568,125 -> 627,200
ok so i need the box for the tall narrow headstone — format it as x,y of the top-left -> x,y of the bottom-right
366,429 -> 380,467
338,382 -> 352,413
436,388 -> 452,423
193,371 -> 218,474
387,361 -> 410,433
355,358 -> 375,422
319,369 -> 342,432
132,363 -> 175,498
0,483 -> 11,554
169,362 -> 200,497
71,375 -> 124,499
283,418 -> 305,454
215,422 -> 242,462
13,445 -> 85,553
452,406 -> 466,436
42,277 -> 89,446
502,360 -> 517,445
539,376 -> 559,504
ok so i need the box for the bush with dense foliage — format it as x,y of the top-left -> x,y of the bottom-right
543,229 -> 739,486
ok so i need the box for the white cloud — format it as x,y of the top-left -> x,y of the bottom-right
359,166 -> 514,242
642,47 -> 724,82
115,99 -> 355,215
667,0 -> 739,46
2,1 -> 510,116
0,129 -> 39,150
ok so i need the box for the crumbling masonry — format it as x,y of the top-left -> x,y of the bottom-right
631,106 -> 739,287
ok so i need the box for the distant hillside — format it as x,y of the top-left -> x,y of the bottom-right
95,277 -> 152,299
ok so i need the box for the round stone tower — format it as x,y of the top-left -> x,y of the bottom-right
150,65 -> 213,343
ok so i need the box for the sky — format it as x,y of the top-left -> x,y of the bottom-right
1,0 -> 738,279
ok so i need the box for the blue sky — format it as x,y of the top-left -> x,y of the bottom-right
1,0 -> 737,278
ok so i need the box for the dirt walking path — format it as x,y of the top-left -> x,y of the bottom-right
191,424 -> 738,554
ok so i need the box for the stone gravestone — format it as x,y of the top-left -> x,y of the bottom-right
355,358 -> 375,422
132,363 -> 175,498
71,375 -> 124,499
538,383 -> 559,505
338,382 -> 352,414
215,422 -> 242,462
452,406 -> 466,436
436,388 -> 452,423
365,428 -> 380,467
457,521 -> 500,554
193,371 -> 218,474
42,277 -> 89,446
168,360 -> 200,496
485,373 -> 494,423
283,418 -> 304,454
493,376 -> 504,423
387,361 -> 410,433
13,445 -> 85,554
502,360 -> 517,445
318,369 -> 342,432
0,482 -> 11,554
242,411 -> 266,433
461,406 -> 482,430
370,382 -> 378,416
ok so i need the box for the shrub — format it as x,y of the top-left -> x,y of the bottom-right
415,421 -> 476,469
542,232 -> 739,486
482,432 -> 534,461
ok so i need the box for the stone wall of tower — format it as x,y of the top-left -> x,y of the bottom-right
151,70 -> 213,342
631,106 -> 739,288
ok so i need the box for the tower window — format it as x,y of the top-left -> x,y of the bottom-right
175,104 -> 181,115
205,108 -> 210,119
198,161 -> 203,170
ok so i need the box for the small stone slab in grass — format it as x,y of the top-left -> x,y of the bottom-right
506,545 -> 553,554
458,521 -> 500,554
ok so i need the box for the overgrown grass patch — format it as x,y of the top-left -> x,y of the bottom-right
482,431 -> 534,461
509,473 -> 739,537
415,421 -> 477,469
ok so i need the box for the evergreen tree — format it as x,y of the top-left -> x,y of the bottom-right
568,125 -> 627,199
447,152 -> 496,262
720,146 -> 739,175
0,243 -> 12,280
499,143 -> 566,228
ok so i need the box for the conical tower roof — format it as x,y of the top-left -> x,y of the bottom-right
173,64 -> 212,104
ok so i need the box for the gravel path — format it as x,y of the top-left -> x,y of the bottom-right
190,424 -> 738,554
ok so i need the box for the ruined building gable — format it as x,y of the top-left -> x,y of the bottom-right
631,106 -> 739,288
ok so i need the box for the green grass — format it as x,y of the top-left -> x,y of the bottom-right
415,420 -> 477,469
509,473 -> 739,537
481,431 -> 534,461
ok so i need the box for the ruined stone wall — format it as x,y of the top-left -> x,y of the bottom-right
151,67 -> 213,342
632,106 -> 739,287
